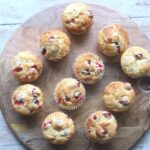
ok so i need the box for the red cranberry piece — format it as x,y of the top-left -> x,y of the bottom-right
87,60 -> 91,64
100,128 -> 107,136
32,98 -> 39,105
50,35 -> 54,39
13,67 -> 22,72
78,95 -> 83,100
71,18 -> 75,22
97,62 -> 103,68
88,130 -> 91,133
41,47 -> 46,55
43,123 -> 47,129
57,99 -> 63,104
64,94 -> 70,101
93,115 -> 97,120
32,65 -> 38,70
15,101 -> 24,105
113,42 -> 121,53
135,53 -> 143,60
32,88 -> 39,97
77,81 -> 80,87
103,112 -> 112,119
119,99 -> 129,106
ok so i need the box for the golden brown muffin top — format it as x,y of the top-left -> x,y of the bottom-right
12,51 -> 43,83
42,112 -> 75,144
12,84 -> 44,115
121,46 -> 150,78
98,24 -> 129,56
40,30 -> 70,61
54,78 -> 86,110
73,53 -> 105,84
86,111 -> 117,143
104,81 -> 135,112
63,2 -> 93,34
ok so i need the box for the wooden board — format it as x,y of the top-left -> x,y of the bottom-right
0,3 -> 150,150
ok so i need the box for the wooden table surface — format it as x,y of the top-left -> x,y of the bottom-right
0,0 -> 150,149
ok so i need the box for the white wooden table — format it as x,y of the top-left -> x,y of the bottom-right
0,0 -> 150,149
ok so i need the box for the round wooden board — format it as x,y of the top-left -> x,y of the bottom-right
0,3 -> 150,150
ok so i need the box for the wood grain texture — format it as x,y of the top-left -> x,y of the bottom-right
0,3 -> 150,150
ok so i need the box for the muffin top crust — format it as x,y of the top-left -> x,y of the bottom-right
98,24 -> 129,56
12,84 -> 44,115
63,2 -> 93,34
121,46 -> 150,78
54,78 -> 86,110
42,111 -> 75,144
73,53 -> 105,84
12,51 -> 43,83
40,30 -> 71,61
104,81 -> 135,112
86,111 -> 117,143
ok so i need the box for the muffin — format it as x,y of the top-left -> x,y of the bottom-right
40,30 -> 71,61
12,84 -> 44,115
103,81 -> 135,112
73,53 -> 105,84
42,111 -> 75,144
54,78 -> 86,110
121,47 -> 150,78
98,24 -> 129,56
85,111 -> 117,143
62,2 -> 93,34
12,51 -> 43,83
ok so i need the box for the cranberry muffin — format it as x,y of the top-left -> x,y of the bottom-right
98,24 -> 129,56
42,111 -> 75,144
63,2 -> 93,34
12,84 -> 44,115
103,81 -> 135,112
54,78 -> 86,110
85,111 -> 117,143
121,47 -> 150,78
12,51 -> 43,83
40,30 -> 71,61
73,53 -> 105,84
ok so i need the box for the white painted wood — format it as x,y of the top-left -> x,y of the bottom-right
0,0 -> 150,149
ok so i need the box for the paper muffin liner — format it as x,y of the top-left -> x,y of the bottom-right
11,84 -> 44,116
54,77 -> 86,110
73,52 -> 105,85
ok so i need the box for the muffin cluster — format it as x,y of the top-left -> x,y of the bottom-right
10,2 -> 150,146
